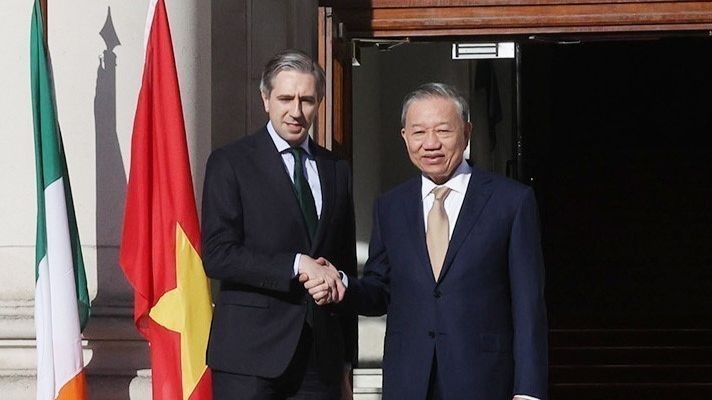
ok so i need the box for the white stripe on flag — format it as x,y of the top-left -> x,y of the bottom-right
35,255 -> 54,400
35,177 -> 84,399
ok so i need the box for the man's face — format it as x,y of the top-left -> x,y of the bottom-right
401,96 -> 471,184
261,70 -> 320,146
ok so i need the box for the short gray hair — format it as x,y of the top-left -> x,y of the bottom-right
260,49 -> 326,101
400,82 -> 469,127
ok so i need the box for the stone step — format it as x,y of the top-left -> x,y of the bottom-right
0,371 -> 151,400
551,345 -> 712,365
550,364 -> 712,383
551,383 -> 712,399
550,328 -> 712,347
0,338 -> 149,374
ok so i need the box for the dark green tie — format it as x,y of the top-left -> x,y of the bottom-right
287,147 -> 318,241
286,147 -> 318,326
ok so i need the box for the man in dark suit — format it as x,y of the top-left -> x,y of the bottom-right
311,83 -> 547,399
201,50 -> 356,400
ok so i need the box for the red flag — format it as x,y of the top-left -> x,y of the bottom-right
119,1 -> 213,399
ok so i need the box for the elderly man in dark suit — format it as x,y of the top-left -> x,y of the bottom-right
309,82 -> 548,400
201,50 -> 356,400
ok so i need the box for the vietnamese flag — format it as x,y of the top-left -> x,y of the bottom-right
119,0 -> 213,399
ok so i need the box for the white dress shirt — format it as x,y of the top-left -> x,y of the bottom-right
267,122 -> 322,216
421,160 -> 471,238
266,122 -> 322,277
421,160 -> 539,400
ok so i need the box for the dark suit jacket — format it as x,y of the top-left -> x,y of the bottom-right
201,127 -> 357,382
347,164 -> 548,400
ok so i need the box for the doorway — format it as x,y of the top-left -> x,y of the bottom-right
522,38 -> 712,328
520,37 -> 712,398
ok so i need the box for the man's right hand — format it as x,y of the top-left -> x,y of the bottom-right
298,256 -> 345,305
302,273 -> 347,305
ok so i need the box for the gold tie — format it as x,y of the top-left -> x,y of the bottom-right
427,186 -> 452,281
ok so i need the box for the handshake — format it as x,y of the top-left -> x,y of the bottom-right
297,255 -> 346,306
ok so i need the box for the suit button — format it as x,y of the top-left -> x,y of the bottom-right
433,289 -> 441,298
428,331 -> 436,338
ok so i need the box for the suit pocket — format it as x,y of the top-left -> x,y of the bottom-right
219,291 -> 270,308
480,333 -> 512,353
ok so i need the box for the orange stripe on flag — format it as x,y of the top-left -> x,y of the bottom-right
56,371 -> 87,400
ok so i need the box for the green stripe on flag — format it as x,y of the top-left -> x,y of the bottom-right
30,0 -> 91,331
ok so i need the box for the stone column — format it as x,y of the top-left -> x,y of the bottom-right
0,0 -> 210,398
0,0 -> 49,396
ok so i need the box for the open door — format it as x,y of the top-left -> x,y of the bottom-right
317,6 -> 353,164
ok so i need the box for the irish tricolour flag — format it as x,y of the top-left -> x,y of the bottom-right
30,1 -> 91,399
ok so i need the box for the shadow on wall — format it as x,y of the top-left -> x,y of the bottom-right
84,7 -> 149,399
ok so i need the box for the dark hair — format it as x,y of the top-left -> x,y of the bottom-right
260,49 -> 326,101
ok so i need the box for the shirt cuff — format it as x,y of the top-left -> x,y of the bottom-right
293,254 -> 301,277
339,271 -> 349,287
513,395 -> 540,400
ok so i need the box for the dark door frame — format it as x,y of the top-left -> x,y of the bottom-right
316,1 -> 712,159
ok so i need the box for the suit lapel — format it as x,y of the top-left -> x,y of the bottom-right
311,146 -> 335,254
250,129 -> 311,248
402,178 -> 435,285
437,166 -> 493,284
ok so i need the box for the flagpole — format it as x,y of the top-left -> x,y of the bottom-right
40,0 -> 47,42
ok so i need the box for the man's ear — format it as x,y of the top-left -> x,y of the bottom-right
463,121 -> 473,142
401,128 -> 409,148
260,90 -> 270,113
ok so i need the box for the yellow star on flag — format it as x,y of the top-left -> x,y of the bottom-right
149,223 -> 213,400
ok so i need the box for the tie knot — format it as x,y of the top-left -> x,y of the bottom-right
286,147 -> 305,160
432,186 -> 451,202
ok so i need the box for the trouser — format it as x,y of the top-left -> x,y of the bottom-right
212,325 -> 341,400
